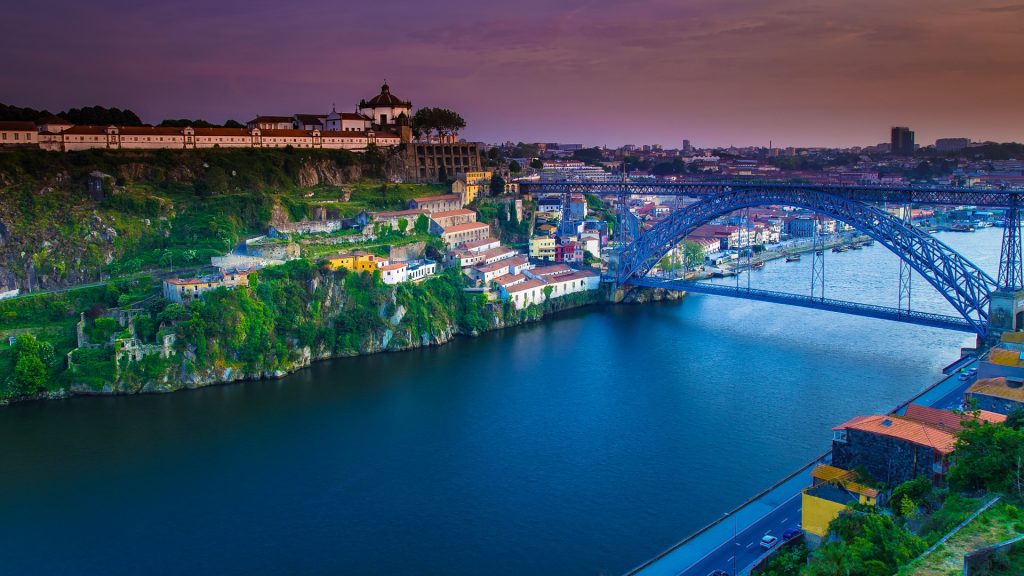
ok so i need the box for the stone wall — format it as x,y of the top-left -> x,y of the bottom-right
832,429 -> 939,485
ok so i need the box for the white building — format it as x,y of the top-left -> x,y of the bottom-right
359,83 -> 412,127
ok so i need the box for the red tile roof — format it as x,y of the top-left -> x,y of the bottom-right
0,121 -> 37,131
505,278 -> 547,294
442,222 -> 490,234
834,414 -> 957,454
903,403 -> 1005,432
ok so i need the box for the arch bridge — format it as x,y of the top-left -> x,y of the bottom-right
520,181 -> 1024,339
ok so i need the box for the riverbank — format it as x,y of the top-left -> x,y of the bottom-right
0,263 -> 683,405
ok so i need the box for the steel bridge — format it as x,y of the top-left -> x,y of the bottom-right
520,181 -> 1024,338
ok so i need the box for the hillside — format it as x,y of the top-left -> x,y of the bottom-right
0,146 -> 440,292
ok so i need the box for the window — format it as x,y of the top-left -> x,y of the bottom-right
832,430 -> 848,443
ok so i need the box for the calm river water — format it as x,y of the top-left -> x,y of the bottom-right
0,229 -> 1002,575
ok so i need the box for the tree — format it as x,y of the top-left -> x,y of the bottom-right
1006,407 -> 1024,430
683,240 -> 705,269
414,214 -> 430,235
529,158 -> 544,170
949,420 -> 1024,494
11,334 -> 49,395
508,160 -> 522,174
397,218 -> 409,234
224,119 -> 244,128
411,107 -> 467,141
571,147 -> 605,164
60,105 -> 143,126
490,173 -> 506,196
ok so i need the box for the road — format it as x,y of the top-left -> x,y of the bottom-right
681,493 -> 802,576
639,362 -> 980,576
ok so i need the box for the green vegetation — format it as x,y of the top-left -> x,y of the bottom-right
805,511 -> 926,576
949,419 -> 1024,499
410,107 -> 466,141
898,503 -> 1024,576
754,542 -> 810,576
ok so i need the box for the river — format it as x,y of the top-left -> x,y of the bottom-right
0,228 -> 1002,575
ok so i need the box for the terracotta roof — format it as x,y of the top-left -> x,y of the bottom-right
430,209 -> 476,219
505,278 -> 547,294
833,414 -> 957,454
0,121 -> 37,131
413,194 -> 462,203
530,264 -> 573,277
547,270 -> 599,283
192,127 -> 251,137
380,262 -> 408,271
968,377 -> 1024,402
260,129 -> 316,137
476,255 -> 528,274
902,403 -> 1005,431
493,273 -> 526,287
61,125 -> 109,135
478,246 -> 516,260
442,222 -> 489,234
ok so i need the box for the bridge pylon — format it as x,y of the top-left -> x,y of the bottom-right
989,197 -> 1024,344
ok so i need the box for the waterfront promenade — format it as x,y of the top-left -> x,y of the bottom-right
628,358 -> 979,576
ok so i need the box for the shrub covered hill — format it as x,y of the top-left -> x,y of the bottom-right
0,147 -> 606,403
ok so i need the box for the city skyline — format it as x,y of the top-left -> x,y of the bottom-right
4,0 -> 1023,148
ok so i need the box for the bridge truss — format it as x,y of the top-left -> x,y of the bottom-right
520,181 -> 1015,336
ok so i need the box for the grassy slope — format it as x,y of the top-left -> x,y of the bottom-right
899,503 -> 1024,576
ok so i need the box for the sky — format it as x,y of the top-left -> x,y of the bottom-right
4,0 -> 1023,148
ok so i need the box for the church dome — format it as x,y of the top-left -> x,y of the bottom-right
363,83 -> 411,108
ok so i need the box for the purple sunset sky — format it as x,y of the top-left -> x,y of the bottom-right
4,0 -> 1023,148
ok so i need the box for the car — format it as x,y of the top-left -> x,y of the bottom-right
782,528 -> 803,541
969,367 -> 978,375
760,534 -> 778,549
959,373 -> 971,381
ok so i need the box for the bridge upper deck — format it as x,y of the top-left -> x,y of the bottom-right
520,181 -> 1024,208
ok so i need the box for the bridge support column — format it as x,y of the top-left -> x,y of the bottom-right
998,197 -> 1023,291
991,198 -> 1024,344
987,290 -> 1024,344
898,201 -> 912,314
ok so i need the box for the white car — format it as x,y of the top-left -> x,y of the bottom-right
760,535 -> 778,549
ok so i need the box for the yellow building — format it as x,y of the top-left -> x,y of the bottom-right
325,251 -> 388,273
801,465 -> 878,540
529,237 -> 556,261
452,171 -> 492,205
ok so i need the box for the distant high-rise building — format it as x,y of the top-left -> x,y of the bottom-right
935,138 -> 971,153
682,139 -> 691,153
891,127 -> 915,156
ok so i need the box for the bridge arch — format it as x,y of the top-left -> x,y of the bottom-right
616,187 -> 998,335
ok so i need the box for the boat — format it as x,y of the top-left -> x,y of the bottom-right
950,223 -> 975,232
751,261 -> 765,270
785,254 -> 801,262
850,244 -> 863,250
832,246 -> 848,253
864,239 -> 875,246
815,250 -> 824,256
